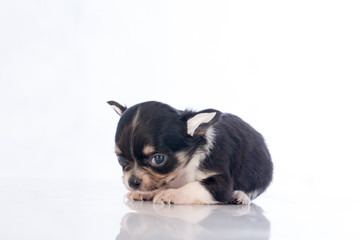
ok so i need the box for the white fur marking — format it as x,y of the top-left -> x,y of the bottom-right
169,128 -> 217,189
204,126 -> 216,155
187,112 -> 217,136
232,190 -> 251,205
247,189 -> 261,200
110,105 -> 123,116
170,151 -> 207,188
169,154 -> 199,188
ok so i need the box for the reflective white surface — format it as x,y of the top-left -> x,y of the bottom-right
118,202 -> 270,240
1,0 -> 360,239
1,178 -> 359,240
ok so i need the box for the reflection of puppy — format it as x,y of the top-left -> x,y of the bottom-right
108,101 -> 273,205
116,202 -> 270,240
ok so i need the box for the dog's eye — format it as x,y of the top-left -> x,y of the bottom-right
151,155 -> 166,165
117,155 -> 128,168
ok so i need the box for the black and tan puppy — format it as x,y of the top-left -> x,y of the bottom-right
108,101 -> 273,205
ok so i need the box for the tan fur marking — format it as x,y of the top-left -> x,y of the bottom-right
142,145 -> 155,156
115,146 -> 122,155
128,167 -> 175,192
129,108 -> 140,159
123,171 -> 131,190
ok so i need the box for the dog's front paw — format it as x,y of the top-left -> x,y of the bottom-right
232,190 -> 250,205
153,189 -> 179,205
125,191 -> 157,201
153,182 -> 218,205
153,189 -> 198,205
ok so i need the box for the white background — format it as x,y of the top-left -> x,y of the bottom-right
1,1 -> 360,237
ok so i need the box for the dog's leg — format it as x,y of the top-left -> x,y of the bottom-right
232,190 -> 251,205
125,191 -> 158,201
153,181 -> 218,205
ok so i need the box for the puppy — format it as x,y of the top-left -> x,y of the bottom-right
108,101 -> 273,205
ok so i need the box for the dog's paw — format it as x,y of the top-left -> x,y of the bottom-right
153,188 -> 200,205
153,189 -> 179,205
153,182 -> 218,205
232,190 -> 251,205
125,191 -> 157,201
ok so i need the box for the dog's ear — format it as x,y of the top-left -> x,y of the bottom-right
107,101 -> 127,116
184,110 -> 220,136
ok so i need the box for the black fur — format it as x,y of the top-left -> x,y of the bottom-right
108,101 -> 273,204
114,102 -> 188,174
200,113 -> 273,203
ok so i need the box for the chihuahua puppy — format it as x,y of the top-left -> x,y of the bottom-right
108,101 -> 273,205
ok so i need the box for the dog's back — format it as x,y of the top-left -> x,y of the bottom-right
203,113 -> 273,201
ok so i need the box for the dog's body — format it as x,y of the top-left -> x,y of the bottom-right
108,101 -> 273,205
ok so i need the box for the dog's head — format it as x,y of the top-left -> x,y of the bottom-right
108,101 -> 220,192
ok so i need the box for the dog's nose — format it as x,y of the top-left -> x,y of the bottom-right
128,176 -> 142,189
